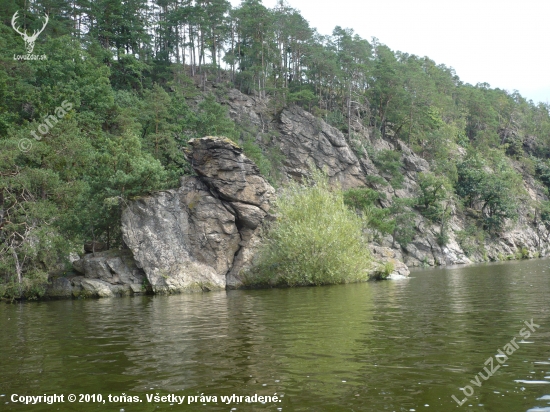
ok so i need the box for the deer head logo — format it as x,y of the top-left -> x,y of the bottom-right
11,11 -> 49,54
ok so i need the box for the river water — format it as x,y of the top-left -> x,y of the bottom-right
2,259 -> 550,412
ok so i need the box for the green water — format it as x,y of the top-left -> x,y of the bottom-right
2,259 -> 550,412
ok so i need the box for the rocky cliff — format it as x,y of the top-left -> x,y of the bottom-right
48,88 -> 550,298
49,136 -> 274,297
121,136 -> 275,294
223,87 -> 550,268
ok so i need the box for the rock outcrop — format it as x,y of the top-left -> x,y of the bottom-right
221,87 -> 550,269
45,87 -> 550,299
121,136 -> 275,293
121,177 -> 239,293
275,106 -> 368,189
45,250 -> 148,298
368,245 -> 410,278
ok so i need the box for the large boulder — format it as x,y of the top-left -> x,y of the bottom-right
45,250 -> 148,298
185,136 -> 274,213
122,176 -> 240,293
122,136 -> 275,293
368,245 -> 410,278
72,249 -> 145,284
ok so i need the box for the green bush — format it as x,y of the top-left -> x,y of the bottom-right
436,230 -> 449,247
343,188 -> 395,239
242,137 -> 272,179
0,273 -> 48,301
456,223 -> 486,257
520,246 -> 530,259
326,110 -> 347,132
390,198 -> 417,247
250,169 -> 372,286
416,172 -> 452,222
456,152 -> 520,232
288,89 -> 317,107
382,261 -> 394,278
236,123 -> 285,186
195,94 -> 239,140
365,174 -> 388,187
539,200 -> 550,228
372,149 -> 404,189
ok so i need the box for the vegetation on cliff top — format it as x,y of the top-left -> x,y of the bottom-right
1,0 -> 550,296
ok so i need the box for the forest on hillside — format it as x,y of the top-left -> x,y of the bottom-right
2,0 -> 550,297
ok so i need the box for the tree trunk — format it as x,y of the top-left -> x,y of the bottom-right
11,246 -> 22,297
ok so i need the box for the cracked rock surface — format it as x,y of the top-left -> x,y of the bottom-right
121,136 -> 275,293
46,250 -> 148,298
275,106 -> 368,190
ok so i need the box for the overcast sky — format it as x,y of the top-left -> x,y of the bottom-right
230,0 -> 550,104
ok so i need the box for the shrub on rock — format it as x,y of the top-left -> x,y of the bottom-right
251,169 -> 372,286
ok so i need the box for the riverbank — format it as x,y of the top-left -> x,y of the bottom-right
6,126 -> 550,301
4,88 -> 550,301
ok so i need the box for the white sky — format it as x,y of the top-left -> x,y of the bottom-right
230,0 -> 550,104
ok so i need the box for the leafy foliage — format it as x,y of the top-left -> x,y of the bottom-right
251,169 -> 371,286
415,172 -> 452,222
389,198 -> 417,247
195,94 -> 239,140
1,0 -> 550,296
343,188 -> 394,240
372,149 -> 404,189
456,152 -> 521,232
456,224 -> 487,258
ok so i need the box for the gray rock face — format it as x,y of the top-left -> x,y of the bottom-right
226,227 -> 262,288
45,276 -> 74,298
72,249 -> 145,284
225,89 -> 270,132
122,136 -> 275,293
79,279 -> 116,298
122,176 -> 240,293
224,89 -> 373,189
45,250 -> 148,299
186,136 -> 274,212
402,153 -> 429,173
368,245 -> 410,278
274,106 -> 368,190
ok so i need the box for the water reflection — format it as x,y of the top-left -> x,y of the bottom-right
2,258 -> 550,411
